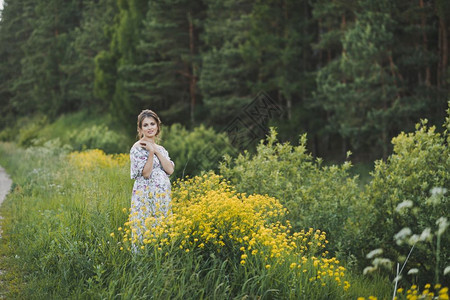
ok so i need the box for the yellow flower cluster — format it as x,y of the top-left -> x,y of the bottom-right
303,256 -> 350,290
394,283 -> 449,300
116,171 -> 350,291
68,149 -> 129,170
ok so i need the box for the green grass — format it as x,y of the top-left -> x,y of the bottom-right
0,142 -> 395,299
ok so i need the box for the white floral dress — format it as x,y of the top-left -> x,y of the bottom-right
129,144 -> 174,244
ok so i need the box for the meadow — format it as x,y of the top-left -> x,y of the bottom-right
0,109 -> 449,299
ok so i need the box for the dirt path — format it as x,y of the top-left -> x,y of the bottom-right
0,166 -> 12,299
0,166 -> 12,234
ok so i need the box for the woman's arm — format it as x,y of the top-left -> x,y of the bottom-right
142,152 -> 154,179
138,142 -> 155,179
155,148 -> 174,176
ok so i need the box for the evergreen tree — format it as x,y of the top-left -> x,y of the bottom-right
309,0 -> 357,158
241,0 -> 317,149
392,0 -> 448,126
198,0 -> 254,125
316,1 -> 400,159
315,0 -> 449,160
10,0 -> 82,117
120,0 -> 206,126
60,0 -> 117,111
94,0 -> 148,129
0,0 -> 36,125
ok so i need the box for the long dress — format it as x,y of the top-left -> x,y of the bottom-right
129,144 -> 175,245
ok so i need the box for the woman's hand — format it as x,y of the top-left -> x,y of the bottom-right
139,140 -> 157,154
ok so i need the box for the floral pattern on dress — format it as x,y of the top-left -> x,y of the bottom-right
129,144 -> 174,246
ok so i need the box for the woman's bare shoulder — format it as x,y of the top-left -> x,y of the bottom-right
131,141 -> 143,151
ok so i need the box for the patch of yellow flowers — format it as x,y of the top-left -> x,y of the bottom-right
395,284 -> 449,300
358,283 -> 449,300
68,149 -> 129,170
116,171 -> 350,291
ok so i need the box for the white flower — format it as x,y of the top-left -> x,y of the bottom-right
373,257 -> 392,269
444,266 -> 450,276
430,187 -> 448,196
407,268 -> 419,275
394,227 -> 412,245
366,248 -> 383,259
396,200 -> 413,212
408,234 -> 420,245
427,187 -> 448,205
436,217 -> 448,236
419,228 -> 432,242
363,266 -> 377,275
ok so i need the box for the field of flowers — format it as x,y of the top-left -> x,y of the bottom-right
0,108 -> 448,299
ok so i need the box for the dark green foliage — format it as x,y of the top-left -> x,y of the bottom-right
61,0 -> 118,111
1,0 -> 448,160
94,0 -> 150,129
316,3 -> 399,158
198,0 -> 254,124
0,0 -> 36,124
314,0 -> 448,160
119,0 -> 206,126
12,0 -> 83,117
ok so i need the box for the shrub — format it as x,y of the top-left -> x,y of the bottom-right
0,111 -> 132,154
16,115 -> 49,147
160,123 -> 236,179
68,124 -> 129,153
361,116 -> 450,285
218,127 -> 366,262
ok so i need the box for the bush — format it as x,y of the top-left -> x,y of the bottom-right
219,127 -> 367,262
160,123 -> 236,179
16,115 -> 49,147
68,124 -> 129,153
361,117 -> 450,286
0,111 -> 132,154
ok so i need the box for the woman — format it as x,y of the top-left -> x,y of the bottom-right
129,109 -> 175,248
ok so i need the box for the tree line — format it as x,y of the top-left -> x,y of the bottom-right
0,0 -> 448,160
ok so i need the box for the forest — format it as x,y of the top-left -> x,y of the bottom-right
0,0 -> 449,161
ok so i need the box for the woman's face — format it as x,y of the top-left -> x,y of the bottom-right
140,116 -> 158,139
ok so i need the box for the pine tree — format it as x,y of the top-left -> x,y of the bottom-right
316,1 -> 401,159
94,0 -> 148,129
10,0 -> 83,117
241,0 -> 316,143
0,0 -> 36,124
119,0 -> 206,126
60,0 -> 117,111
198,0 -> 254,125
315,0 -> 449,159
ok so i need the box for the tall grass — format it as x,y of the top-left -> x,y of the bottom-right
0,142 -> 403,299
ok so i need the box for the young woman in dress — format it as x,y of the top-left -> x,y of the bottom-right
129,109 -> 175,248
